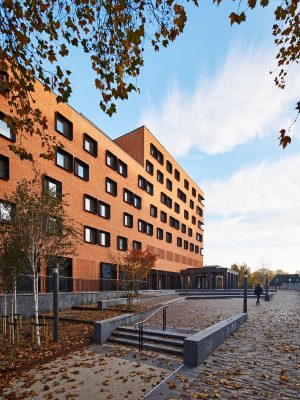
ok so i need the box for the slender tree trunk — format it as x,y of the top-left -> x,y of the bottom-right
3,291 -> 7,334
33,274 -> 41,346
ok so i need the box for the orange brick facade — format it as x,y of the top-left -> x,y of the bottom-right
0,80 -> 204,289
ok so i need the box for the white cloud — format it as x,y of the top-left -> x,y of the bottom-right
203,153 -> 300,273
141,45 -> 300,156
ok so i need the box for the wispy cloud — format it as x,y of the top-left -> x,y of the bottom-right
203,153 -> 300,272
141,45 -> 300,156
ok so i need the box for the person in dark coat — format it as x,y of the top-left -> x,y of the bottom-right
254,284 -> 264,305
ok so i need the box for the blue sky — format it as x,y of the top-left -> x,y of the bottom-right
66,2 -> 300,273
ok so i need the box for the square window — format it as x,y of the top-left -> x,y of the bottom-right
146,160 -> 154,175
150,205 -> 157,218
99,230 -> 110,247
106,178 -> 117,196
55,112 -> 73,140
166,232 -> 172,243
124,189 -> 133,204
99,201 -> 110,219
0,155 -> 9,180
84,226 -> 98,244
43,176 -> 62,199
106,150 -> 117,170
74,158 -> 89,181
84,133 -> 97,157
84,194 -> 97,214
133,240 -> 142,250
117,236 -> 128,251
157,170 -> 164,184
56,149 -> 73,172
0,200 -> 12,222
124,213 -> 133,228
160,211 -> 167,223
118,160 -> 127,177
157,228 -> 163,240
133,195 -> 141,209
0,112 -> 16,142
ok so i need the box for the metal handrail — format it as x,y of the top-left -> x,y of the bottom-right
134,304 -> 168,352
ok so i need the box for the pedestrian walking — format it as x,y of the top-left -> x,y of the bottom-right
254,283 -> 263,305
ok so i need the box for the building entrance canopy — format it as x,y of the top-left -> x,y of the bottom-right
180,265 -> 238,290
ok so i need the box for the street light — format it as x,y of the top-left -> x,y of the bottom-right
265,274 -> 269,301
243,271 -> 248,313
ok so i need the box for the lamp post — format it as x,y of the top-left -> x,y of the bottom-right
265,274 -> 269,301
243,271 -> 248,313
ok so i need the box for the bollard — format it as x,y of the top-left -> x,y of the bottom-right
243,272 -> 248,313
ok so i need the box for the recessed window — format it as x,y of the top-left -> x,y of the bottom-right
200,248 -> 204,256
146,181 -> 154,195
157,170 -> 164,184
74,158 -> 89,181
157,228 -> 163,240
56,148 -> 73,172
84,194 -> 97,214
84,226 -> 98,244
174,202 -> 180,214
166,160 -> 173,174
181,224 -> 186,234
133,240 -> 142,250
190,200 -> 194,209
174,169 -> 180,181
184,179 -> 189,190
198,194 -> 205,203
177,189 -> 187,203
118,160 -> 128,177
150,143 -> 164,165
192,188 -> 196,197
177,237 -> 182,247
43,176 -> 62,199
0,200 -> 12,222
106,150 -> 117,170
0,71 -> 9,97
166,178 -> 172,191
106,178 -> 117,196
138,175 -> 146,190
99,230 -> 110,247
160,211 -> 167,223
192,216 -> 196,225
84,133 -> 98,157
195,245 -> 199,254
184,240 -> 188,250
190,243 -> 194,252
188,228 -> 193,237
124,213 -> 133,228
138,219 -> 146,233
46,216 -> 62,236
198,220 -> 204,230
117,236 -> 128,251
146,160 -> 154,175
196,233 -> 203,242
169,216 -> 180,230
150,205 -> 157,218
133,195 -> 141,209
0,155 -> 9,180
166,232 -> 172,243
161,192 -> 172,209
146,223 -> 153,236
124,189 -> 133,205
55,112 -> 73,140
99,201 -> 110,219
0,112 -> 16,142
196,206 -> 203,217
184,210 -> 189,220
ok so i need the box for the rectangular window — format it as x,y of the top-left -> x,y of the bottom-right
117,236 -> 128,251
150,205 -> 157,218
133,195 -> 141,209
181,224 -> 186,234
161,192 -> 172,209
190,200 -> 194,209
43,176 -> 62,199
196,206 -> 203,216
0,155 -> 9,180
138,219 -> 146,233
157,228 -> 163,240
184,210 -> 189,220
192,216 -> 196,225
124,189 -> 133,204
174,202 -> 180,214
84,226 -> 98,244
84,133 -> 98,157
166,178 -> 172,191
177,237 -> 182,247
196,233 -> 203,242
133,240 -> 142,250
146,223 -> 153,236
84,194 -> 97,214
138,175 -> 147,190
195,245 -> 199,254
157,170 -> 164,184
190,243 -> 194,252
184,179 -> 189,190
0,200 -> 12,222
106,178 -> 117,196
177,189 -> 187,203
106,150 -> 117,170
174,169 -> 180,181
124,213 -> 133,228
118,160 -> 127,177
166,160 -> 173,173
0,112 -> 16,142
169,217 -> 180,230
198,194 -> 205,203
99,201 -> 110,219
150,143 -> 164,165
0,71 -> 9,97
184,240 -> 188,250
46,216 -> 62,236
192,187 -> 196,197
99,230 -> 110,247
55,112 -> 73,140
166,232 -> 172,243
146,181 -> 154,195
74,158 -> 89,181
160,211 -> 167,223
56,148 -> 73,172
146,160 -> 154,175
198,220 -> 204,230
188,227 -> 193,237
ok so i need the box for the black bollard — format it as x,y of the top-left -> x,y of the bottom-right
265,274 -> 269,301
243,272 -> 248,313
53,266 -> 59,341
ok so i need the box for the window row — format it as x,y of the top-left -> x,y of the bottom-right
161,192 -> 172,209
106,150 -> 128,178
150,143 -> 164,165
84,194 -> 110,219
138,175 -> 154,195
84,227 -> 111,246
124,189 -> 142,209
56,149 -> 89,180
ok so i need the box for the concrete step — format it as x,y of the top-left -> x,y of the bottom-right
116,326 -> 190,340
111,330 -> 184,347
108,336 -> 183,356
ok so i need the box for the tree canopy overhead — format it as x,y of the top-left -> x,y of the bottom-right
0,0 -> 299,160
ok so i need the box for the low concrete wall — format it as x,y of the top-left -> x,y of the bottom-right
94,297 -> 185,344
183,313 -> 247,367
97,293 -> 179,310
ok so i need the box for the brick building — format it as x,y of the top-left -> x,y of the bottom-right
0,79 -> 204,291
